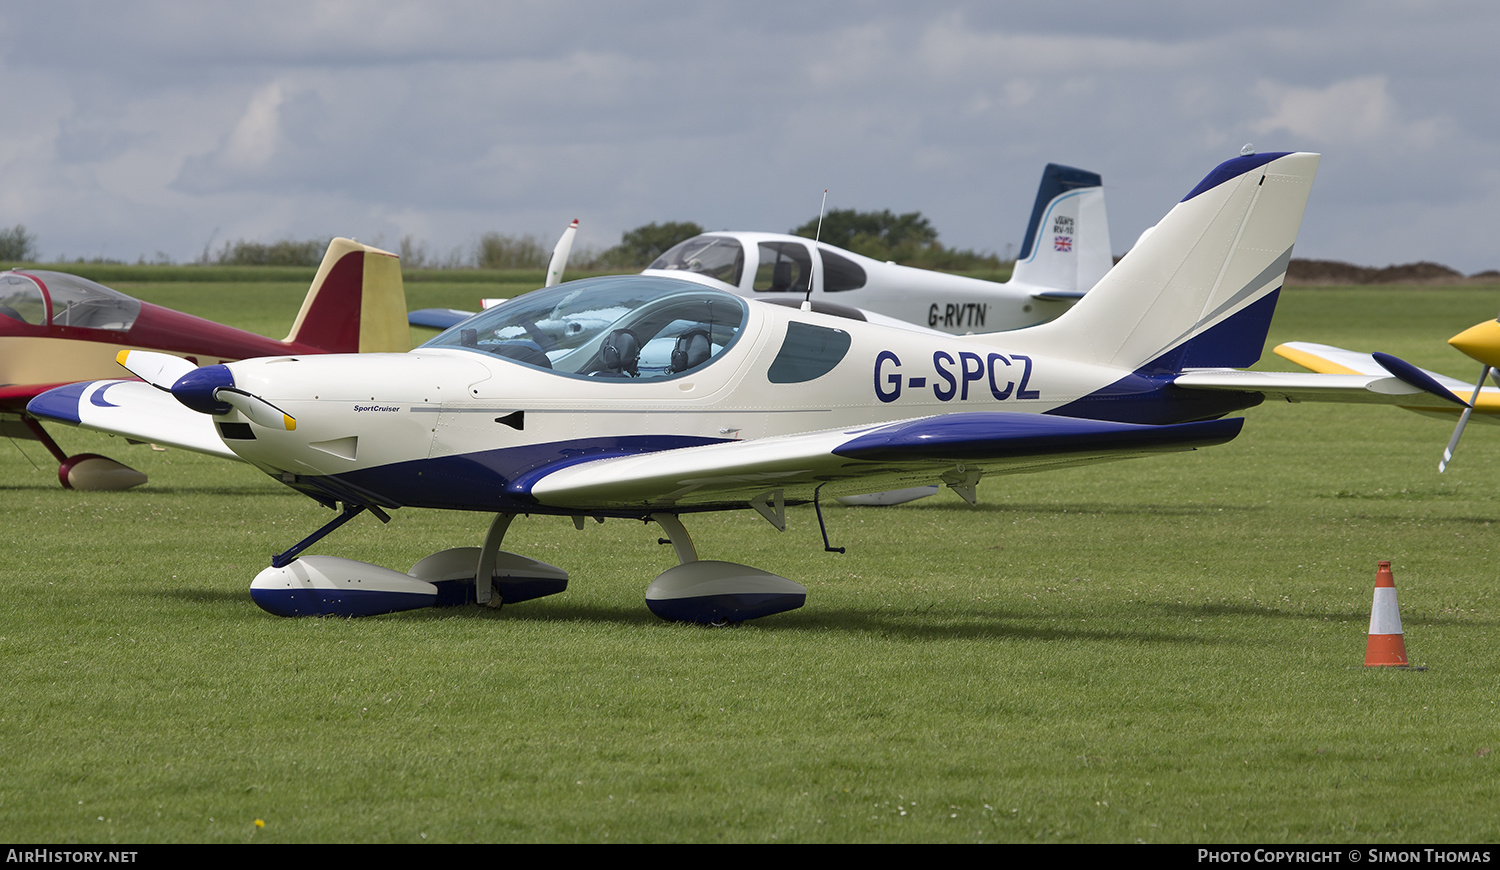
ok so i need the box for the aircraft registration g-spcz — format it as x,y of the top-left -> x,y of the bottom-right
29,151 -> 1463,625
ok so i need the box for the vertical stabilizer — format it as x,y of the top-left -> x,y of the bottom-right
1010,164 -> 1112,296
283,239 -> 408,353
998,152 -> 1319,374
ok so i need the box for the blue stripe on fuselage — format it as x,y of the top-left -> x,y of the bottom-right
285,434 -> 730,514
1045,288 -> 1281,425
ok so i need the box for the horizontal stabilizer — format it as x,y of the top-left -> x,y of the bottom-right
1029,288 -> 1087,301
409,308 -> 474,331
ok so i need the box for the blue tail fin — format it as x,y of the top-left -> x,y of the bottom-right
1010,164 -> 1113,297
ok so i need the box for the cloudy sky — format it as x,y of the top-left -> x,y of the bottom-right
1,1 -> 1496,272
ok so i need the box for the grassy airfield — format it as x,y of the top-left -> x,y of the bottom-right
2,274 -> 1499,843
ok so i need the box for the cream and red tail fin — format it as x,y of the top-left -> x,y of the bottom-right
283,238 -> 408,353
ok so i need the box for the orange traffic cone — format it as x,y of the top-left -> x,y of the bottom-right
1365,561 -> 1409,667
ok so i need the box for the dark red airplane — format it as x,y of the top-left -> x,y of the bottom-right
1,238 -> 407,489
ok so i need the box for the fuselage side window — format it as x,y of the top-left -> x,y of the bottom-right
753,242 -> 813,294
819,248 -> 867,292
767,321 -> 851,384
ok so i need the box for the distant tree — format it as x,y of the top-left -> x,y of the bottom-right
788,208 -> 1003,271
399,235 -> 429,269
600,221 -> 704,267
0,224 -> 39,262
791,209 -> 938,256
475,232 -> 547,269
215,238 -> 328,267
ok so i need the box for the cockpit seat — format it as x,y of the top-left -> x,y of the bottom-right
595,328 -> 641,377
670,328 -> 713,373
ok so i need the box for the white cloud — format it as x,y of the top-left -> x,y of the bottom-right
1252,75 -> 1446,152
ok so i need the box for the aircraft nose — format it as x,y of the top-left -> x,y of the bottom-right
1449,319 -> 1500,369
170,364 -> 235,415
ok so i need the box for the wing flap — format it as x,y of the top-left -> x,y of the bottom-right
524,412 -> 1242,510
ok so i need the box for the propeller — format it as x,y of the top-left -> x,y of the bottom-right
115,349 -> 296,431
115,349 -> 195,389
1439,367 -> 1490,473
546,219 -> 579,286
1438,315 -> 1500,473
545,219 -> 578,288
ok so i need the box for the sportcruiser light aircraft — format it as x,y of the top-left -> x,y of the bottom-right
30,151 -> 1461,624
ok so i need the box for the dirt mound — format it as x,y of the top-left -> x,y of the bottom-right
1287,259 -> 1471,285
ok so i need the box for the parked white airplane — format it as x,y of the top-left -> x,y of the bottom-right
32,151 -> 1453,624
643,162 -> 1111,333
409,163 -> 1113,336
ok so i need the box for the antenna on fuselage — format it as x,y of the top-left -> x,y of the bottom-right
802,189 -> 827,311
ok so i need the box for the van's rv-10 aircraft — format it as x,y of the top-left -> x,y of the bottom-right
408,163 -> 1114,337
31,151 -> 1465,625
0,239 -> 408,490
641,162 -> 1111,333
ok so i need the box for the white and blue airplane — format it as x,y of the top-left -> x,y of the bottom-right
29,151 -> 1461,625
409,163 -> 1114,337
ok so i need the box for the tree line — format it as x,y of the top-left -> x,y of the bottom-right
0,210 -> 1007,271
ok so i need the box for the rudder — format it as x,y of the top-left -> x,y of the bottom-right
998,152 -> 1319,374
283,238 -> 408,353
1011,163 -> 1113,297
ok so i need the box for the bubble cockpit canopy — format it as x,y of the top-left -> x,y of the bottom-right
0,270 -> 142,330
421,276 -> 748,380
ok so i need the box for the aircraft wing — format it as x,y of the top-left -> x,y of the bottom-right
521,412 -> 1243,510
26,380 -> 240,460
1270,341 -> 1500,413
0,382 -> 73,411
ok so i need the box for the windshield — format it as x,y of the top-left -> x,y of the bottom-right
0,270 -> 142,330
646,235 -> 745,287
0,272 -> 46,324
422,276 -> 748,380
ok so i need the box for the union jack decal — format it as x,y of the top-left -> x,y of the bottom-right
1053,235 -> 1073,252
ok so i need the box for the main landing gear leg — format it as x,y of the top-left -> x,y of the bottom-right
475,512 -> 515,606
21,414 -> 146,491
405,513 -> 569,608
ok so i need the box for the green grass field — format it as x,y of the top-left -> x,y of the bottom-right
3,279 -> 1499,842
